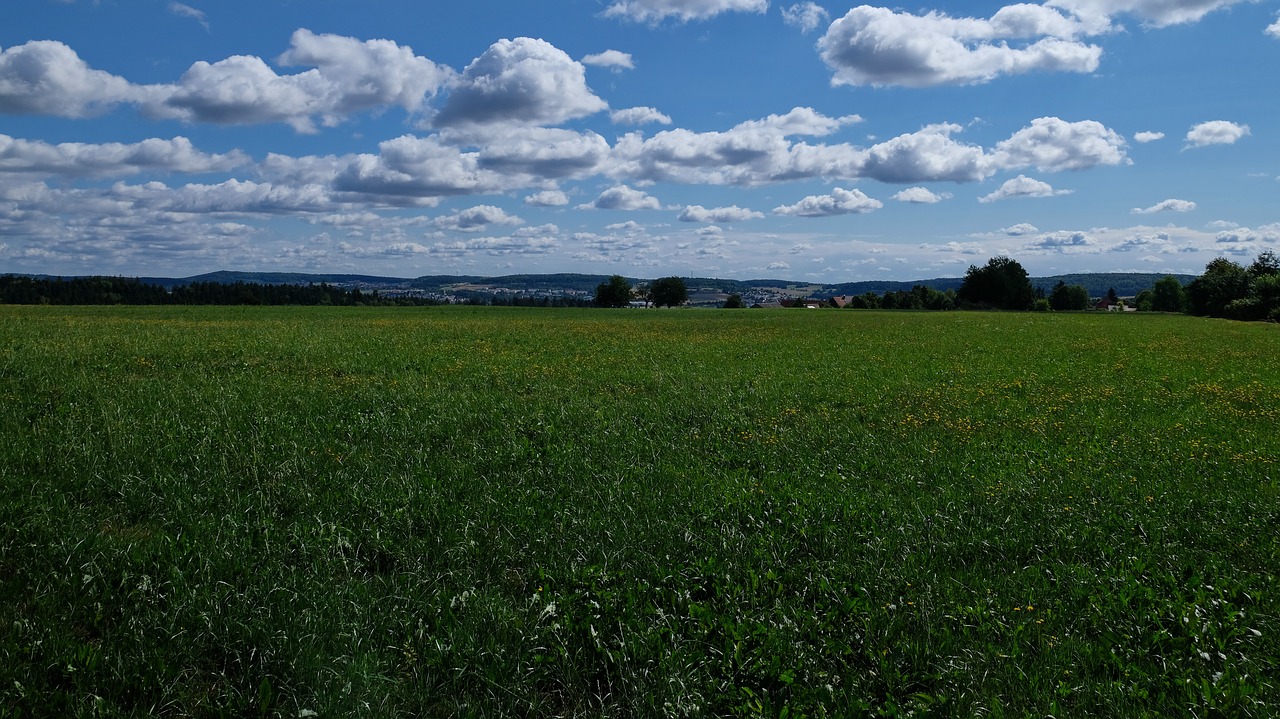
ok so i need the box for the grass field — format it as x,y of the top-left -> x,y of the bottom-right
1,305 -> 1277,717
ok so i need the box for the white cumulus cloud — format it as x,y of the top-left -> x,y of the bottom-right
584,184 -> 662,210
434,38 -> 606,129
782,3 -> 830,32
979,175 -> 1072,203
581,50 -> 635,70
862,123 -> 991,183
892,187 -> 952,203
152,30 -> 453,133
611,106 -> 673,125
774,187 -> 883,217
678,205 -> 764,222
0,134 -> 248,178
1184,120 -> 1250,148
433,205 -> 524,232
604,0 -> 770,23
818,5 -> 1102,88
0,40 -> 149,117
991,117 -> 1128,172
1134,131 -> 1165,143
1001,223 -> 1040,236
1132,198 -> 1196,214
1023,230 -> 1097,250
525,189 -> 570,207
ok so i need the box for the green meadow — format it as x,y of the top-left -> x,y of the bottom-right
1,305 -> 1277,717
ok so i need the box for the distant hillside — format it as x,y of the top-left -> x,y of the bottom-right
1030,273 -> 1197,298
55,269 -> 1196,299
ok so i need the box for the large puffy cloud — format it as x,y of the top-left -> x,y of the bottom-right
979,175 -> 1072,202
0,41 -> 148,117
774,187 -> 883,216
991,117 -> 1128,172
154,30 -> 452,132
471,128 -> 612,181
818,5 -> 1102,88
328,135 -> 498,203
861,123 -> 991,183
0,135 -> 248,178
1,33 -> 450,132
1184,120 -> 1250,147
150,56 -> 332,132
276,30 -> 452,115
433,38 -> 606,129
603,0 -> 769,23
609,107 -> 866,185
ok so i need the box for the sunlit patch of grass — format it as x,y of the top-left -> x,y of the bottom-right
1,305 -> 1277,716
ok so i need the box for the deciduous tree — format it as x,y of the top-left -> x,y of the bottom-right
1150,275 -> 1187,313
594,275 -> 633,308
956,256 -> 1035,310
1048,281 -> 1090,311
649,277 -> 689,308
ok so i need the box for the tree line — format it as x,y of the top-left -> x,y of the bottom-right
0,276 -> 440,306
7,252 -> 1277,320
720,251 -> 1280,321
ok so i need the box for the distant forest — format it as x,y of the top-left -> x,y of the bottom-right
0,275 -> 591,307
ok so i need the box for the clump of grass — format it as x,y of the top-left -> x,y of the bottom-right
1,306 -> 1277,716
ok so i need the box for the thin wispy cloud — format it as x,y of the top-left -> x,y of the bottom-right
168,2 -> 209,31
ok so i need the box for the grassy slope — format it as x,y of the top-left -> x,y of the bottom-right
1,306 -> 1277,717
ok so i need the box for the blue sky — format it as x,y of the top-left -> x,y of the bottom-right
2,0 -> 1277,280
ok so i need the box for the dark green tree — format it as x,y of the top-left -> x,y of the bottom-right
649,276 -> 689,308
956,256 -> 1035,310
1250,273 -> 1280,321
1248,250 -> 1279,279
722,293 -> 745,309
1187,258 -> 1249,317
593,275 -> 633,308
1150,275 -> 1187,313
1134,289 -> 1154,312
1048,281 -> 1090,311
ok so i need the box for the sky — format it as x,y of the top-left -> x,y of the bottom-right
2,0 -> 1278,281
